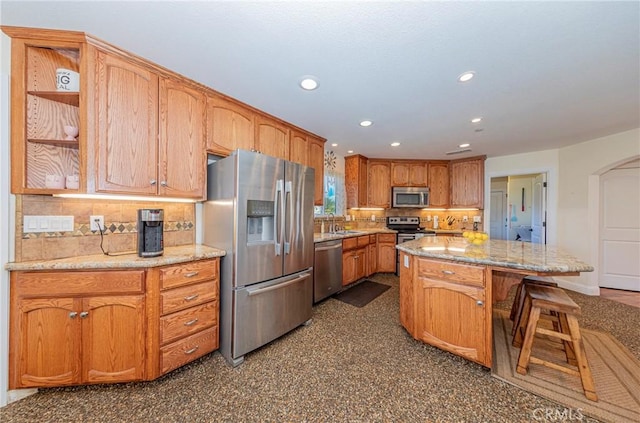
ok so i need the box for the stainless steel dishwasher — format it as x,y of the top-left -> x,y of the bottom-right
314,239 -> 343,303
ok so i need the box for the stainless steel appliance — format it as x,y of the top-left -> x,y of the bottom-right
387,216 -> 436,275
203,150 -> 314,366
313,239 -> 343,303
137,209 -> 164,257
392,186 -> 430,208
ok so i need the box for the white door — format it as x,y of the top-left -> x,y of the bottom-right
599,166 -> 640,291
531,173 -> 547,244
490,190 -> 507,239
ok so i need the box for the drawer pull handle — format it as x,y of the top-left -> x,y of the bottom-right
69,312 -> 78,319
184,346 -> 199,355
184,294 -> 199,301
442,270 -> 455,275
79,311 -> 89,318
476,300 -> 484,306
184,271 -> 199,278
184,318 -> 199,326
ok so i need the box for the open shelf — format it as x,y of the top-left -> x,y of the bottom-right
28,138 -> 79,148
27,91 -> 79,107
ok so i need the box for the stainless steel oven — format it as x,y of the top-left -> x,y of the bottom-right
388,216 -> 436,275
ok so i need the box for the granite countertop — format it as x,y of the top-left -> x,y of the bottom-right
314,228 -> 396,243
5,244 -> 226,271
396,236 -> 594,273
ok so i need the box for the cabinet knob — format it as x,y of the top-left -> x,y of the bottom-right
184,271 -> 199,278
160,181 -> 168,187
442,270 -> 455,275
80,311 -> 89,318
476,300 -> 484,307
150,179 -> 157,185
184,294 -> 199,301
69,311 -> 78,319
184,318 -> 199,326
184,345 -> 200,355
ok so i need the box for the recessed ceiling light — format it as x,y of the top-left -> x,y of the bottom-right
347,150 -> 354,154
299,76 -> 319,90
359,120 -> 373,127
390,142 -> 400,147
331,143 -> 338,147
459,143 -> 470,148
458,71 -> 475,82
471,117 -> 482,123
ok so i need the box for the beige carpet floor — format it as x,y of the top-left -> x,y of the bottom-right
492,310 -> 640,423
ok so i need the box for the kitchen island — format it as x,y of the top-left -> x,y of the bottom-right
396,237 -> 594,368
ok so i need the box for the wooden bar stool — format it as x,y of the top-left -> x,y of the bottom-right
513,284 -> 598,401
509,276 -> 558,336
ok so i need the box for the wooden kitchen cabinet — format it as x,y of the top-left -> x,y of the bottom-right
377,233 -> 397,273
3,29 -> 83,194
308,136 -> 325,206
255,114 -> 289,160
367,234 -> 378,276
450,156 -> 485,209
9,270 -> 146,388
205,93 -> 255,156
147,258 -> 220,378
427,161 -> 450,208
391,161 -> 428,187
412,258 -> 491,366
368,160 -> 391,208
342,236 -> 368,286
345,154 -> 369,208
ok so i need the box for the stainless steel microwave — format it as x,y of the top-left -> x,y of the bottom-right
392,186 -> 430,208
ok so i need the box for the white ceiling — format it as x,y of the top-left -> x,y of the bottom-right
2,1 -> 639,160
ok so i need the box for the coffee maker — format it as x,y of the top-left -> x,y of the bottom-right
137,209 -> 164,257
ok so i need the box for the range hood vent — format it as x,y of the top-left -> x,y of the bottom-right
445,148 -> 472,155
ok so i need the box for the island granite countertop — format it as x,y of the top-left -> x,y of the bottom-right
5,244 -> 226,271
396,236 -> 594,273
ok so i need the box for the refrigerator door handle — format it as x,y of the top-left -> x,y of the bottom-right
246,271 -> 312,296
284,180 -> 292,255
275,179 -> 284,256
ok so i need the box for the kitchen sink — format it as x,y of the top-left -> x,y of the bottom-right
332,230 -> 364,235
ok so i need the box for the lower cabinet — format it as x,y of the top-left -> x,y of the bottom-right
9,257 -> 221,388
410,258 -> 491,367
377,233 -> 397,273
342,236 -> 369,286
9,270 -> 146,388
366,235 -> 377,276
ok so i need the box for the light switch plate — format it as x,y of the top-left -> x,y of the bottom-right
473,216 -> 482,223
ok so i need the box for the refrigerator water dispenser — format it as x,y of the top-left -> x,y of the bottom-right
246,200 -> 274,243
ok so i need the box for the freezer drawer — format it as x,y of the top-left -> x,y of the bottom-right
233,269 -> 312,361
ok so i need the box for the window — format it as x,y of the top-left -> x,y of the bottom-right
314,150 -> 344,216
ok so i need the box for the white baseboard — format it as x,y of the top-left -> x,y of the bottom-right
554,277 -> 600,296
7,388 -> 38,405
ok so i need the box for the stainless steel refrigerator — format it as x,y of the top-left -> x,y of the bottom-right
203,149 -> 314,366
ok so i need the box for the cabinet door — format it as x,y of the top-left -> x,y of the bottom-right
289,130 -> 309,165
368,161 -> 391,208
367,242 -> 378,276
342,250 -> 357,286
12,297 -> 81,388
82,295 -> 145,383
428,162 -> 450,208
95,51 -> 159,194
159,77 -> 206,199
355,247 -> 367,280
391,162 -> 410,186
308,136 -> 326,206
415,277 -> 487,365
255,115 -> 289,159
450,158 -> 485,208
377,243 -> 397,273
205,94 -> 255,156
345,155 -> 368,208
409,162 -> 428,186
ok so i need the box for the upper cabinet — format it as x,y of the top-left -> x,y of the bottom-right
368,160 -> 391,208
6,32 -> 83,194
345,155 -> 368,209
427,162 -> 450,208
449,156 -> 486,209
391,161 -> 428,187
4,26 -> 324,202
205,93 -> 255,157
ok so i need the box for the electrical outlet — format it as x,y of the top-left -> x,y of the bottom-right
473,216 -> 481,223
462,215 -> 469,222
90,215 -> 104,231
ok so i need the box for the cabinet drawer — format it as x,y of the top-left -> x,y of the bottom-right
417,258 -> 485,287
357,235 -> 370,247
161,280 -> 218,315
160,259 -> 218,290
342,237 -> 358,251
378,233 -> 396,243
160,326 -> 218,374
14,270 -> 145,297
160,301 -> 217,345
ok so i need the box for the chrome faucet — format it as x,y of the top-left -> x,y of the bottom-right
327,213 -> 335,233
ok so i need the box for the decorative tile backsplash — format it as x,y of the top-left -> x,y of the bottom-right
15,195 -> 195,262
